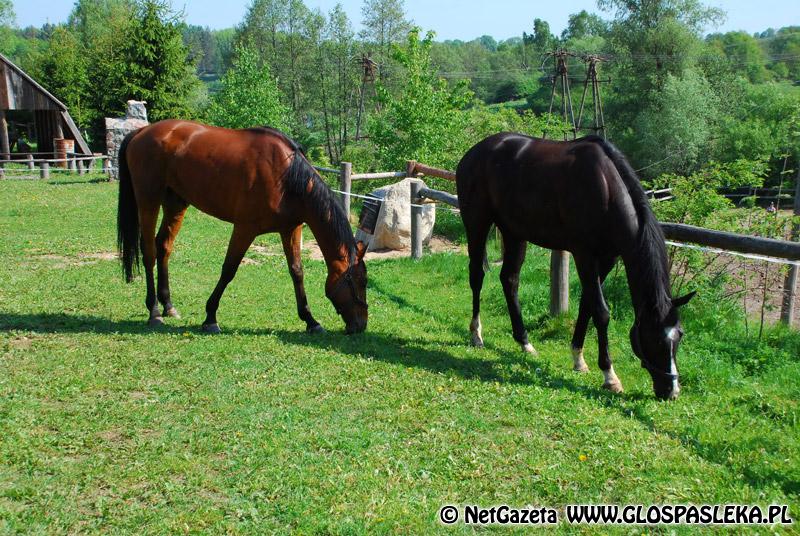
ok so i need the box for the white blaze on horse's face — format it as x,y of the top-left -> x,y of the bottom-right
665,326 -> 681,396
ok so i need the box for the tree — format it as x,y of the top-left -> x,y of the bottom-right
561,10 -> 608,41
706,31 -> 770,83
359,0 -> 411,80
205,43 -> 290,131
369,28 -> 472,170
121,0 -> 200,120
599,0 -> 725,146
633,68 -> 719,176
35,27 -> 91,126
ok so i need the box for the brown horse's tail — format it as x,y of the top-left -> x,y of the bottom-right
117,130 -> 140,283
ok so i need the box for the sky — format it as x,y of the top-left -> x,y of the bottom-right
13,0 -> 800,41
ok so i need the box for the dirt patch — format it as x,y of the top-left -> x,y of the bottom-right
670,250 -> 799,329
303,235 -> 463,261
32,251 -> 117,268
97,429 -> 125,444
7,336 -> 32,350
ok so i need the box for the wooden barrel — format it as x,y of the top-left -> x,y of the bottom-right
53,138 -> 74,168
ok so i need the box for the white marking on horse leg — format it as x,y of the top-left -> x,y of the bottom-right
522,342 -> 537,355
470,316 -> 484,348
602,366 -> 624,393
669,358 -> 680,398
572,347 -> 589,372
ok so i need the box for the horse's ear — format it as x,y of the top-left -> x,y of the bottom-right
672,290 -> 697,308
356,241 -> 367,261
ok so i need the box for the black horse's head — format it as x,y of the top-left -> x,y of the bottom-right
327,241 -> 368,334
630,291 -> 696,400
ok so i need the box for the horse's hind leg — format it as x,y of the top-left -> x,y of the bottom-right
156,189 -> 188,319
280,225 -> 324,333
202,224 -> 257,334
463,213 -> 492,347
138,201 -> 163,327
498,234 -> 535,354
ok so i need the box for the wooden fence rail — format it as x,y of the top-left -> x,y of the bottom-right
0,153 -> 111,180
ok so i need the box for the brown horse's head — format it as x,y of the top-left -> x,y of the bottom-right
630,291 -> 696,400
326,241 -> 368,334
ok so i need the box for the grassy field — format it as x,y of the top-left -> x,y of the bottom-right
1,174 -> 799,534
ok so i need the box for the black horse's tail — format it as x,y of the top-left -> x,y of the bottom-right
117,130 -> 141,283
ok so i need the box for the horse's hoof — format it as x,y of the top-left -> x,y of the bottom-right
522,342 -> 538,355
201,323 -> 221,334
148,316 -> 164,327
573,363 -> 590,373
602,381 -> 624,394
471,338 -> 484,348
164,307 -> 181,319
307,324 -> 326,334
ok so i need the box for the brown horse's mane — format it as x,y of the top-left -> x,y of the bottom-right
248,126 -> 357,266
585,135 -> 673,321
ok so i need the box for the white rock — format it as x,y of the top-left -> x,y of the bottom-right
367,178 -> 435,251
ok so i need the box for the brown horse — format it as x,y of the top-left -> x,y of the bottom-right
116,119 -> 368,334
456,133 -> 695,400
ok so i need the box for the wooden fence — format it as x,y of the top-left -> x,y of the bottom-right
0,153 -> 112,179
318,160 -> 800,328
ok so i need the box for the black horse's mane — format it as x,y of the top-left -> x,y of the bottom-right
248,126 -> 356,265
585,135 -> 673,321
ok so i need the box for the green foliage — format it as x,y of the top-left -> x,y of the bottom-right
121,0 -> 200,121
648,159 -> 768,226
205,43 -> 290,130
34,27 -> 91,127
633,68 -> 719,175
369,28 -> 472,170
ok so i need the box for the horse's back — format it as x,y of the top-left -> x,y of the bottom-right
456,132 -> 637,253
125,120 -> 295,226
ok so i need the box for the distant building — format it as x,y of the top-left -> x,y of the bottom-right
0,53 -> 91,157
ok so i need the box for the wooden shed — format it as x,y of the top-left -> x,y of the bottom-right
0,53 -> 91,157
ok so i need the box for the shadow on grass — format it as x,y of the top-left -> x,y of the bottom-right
47,177 -> 111,186
2,310 -> 797,497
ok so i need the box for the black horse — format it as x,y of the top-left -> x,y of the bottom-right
456,133 -> 695,400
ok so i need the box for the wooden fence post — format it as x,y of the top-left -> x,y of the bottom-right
339,161 -> 352,218
40,162 -> 50,180
549,250 -> 570,316
77,159 -> 85,175
410,178 -> 423,260
103,157 -> 111,179
781,169 -> 800,327
27,154 -> 34,171
67,157 -> 76,172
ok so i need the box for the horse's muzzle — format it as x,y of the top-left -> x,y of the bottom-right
346,318 -> 367,335
654,382 -> 680,401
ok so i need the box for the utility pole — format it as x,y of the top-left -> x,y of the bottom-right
543,49 -> 578,140
575,54 -> 609,139
354,53 -> 378,141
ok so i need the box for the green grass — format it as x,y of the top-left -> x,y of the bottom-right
1,175 -> 799,534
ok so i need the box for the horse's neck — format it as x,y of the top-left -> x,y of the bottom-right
621,251 -> 669,322
303,210 -> 349,274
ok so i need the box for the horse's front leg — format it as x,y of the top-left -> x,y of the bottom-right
280,225 -> 324,333
202,225 -> 256,334
573,254 -> 622,393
